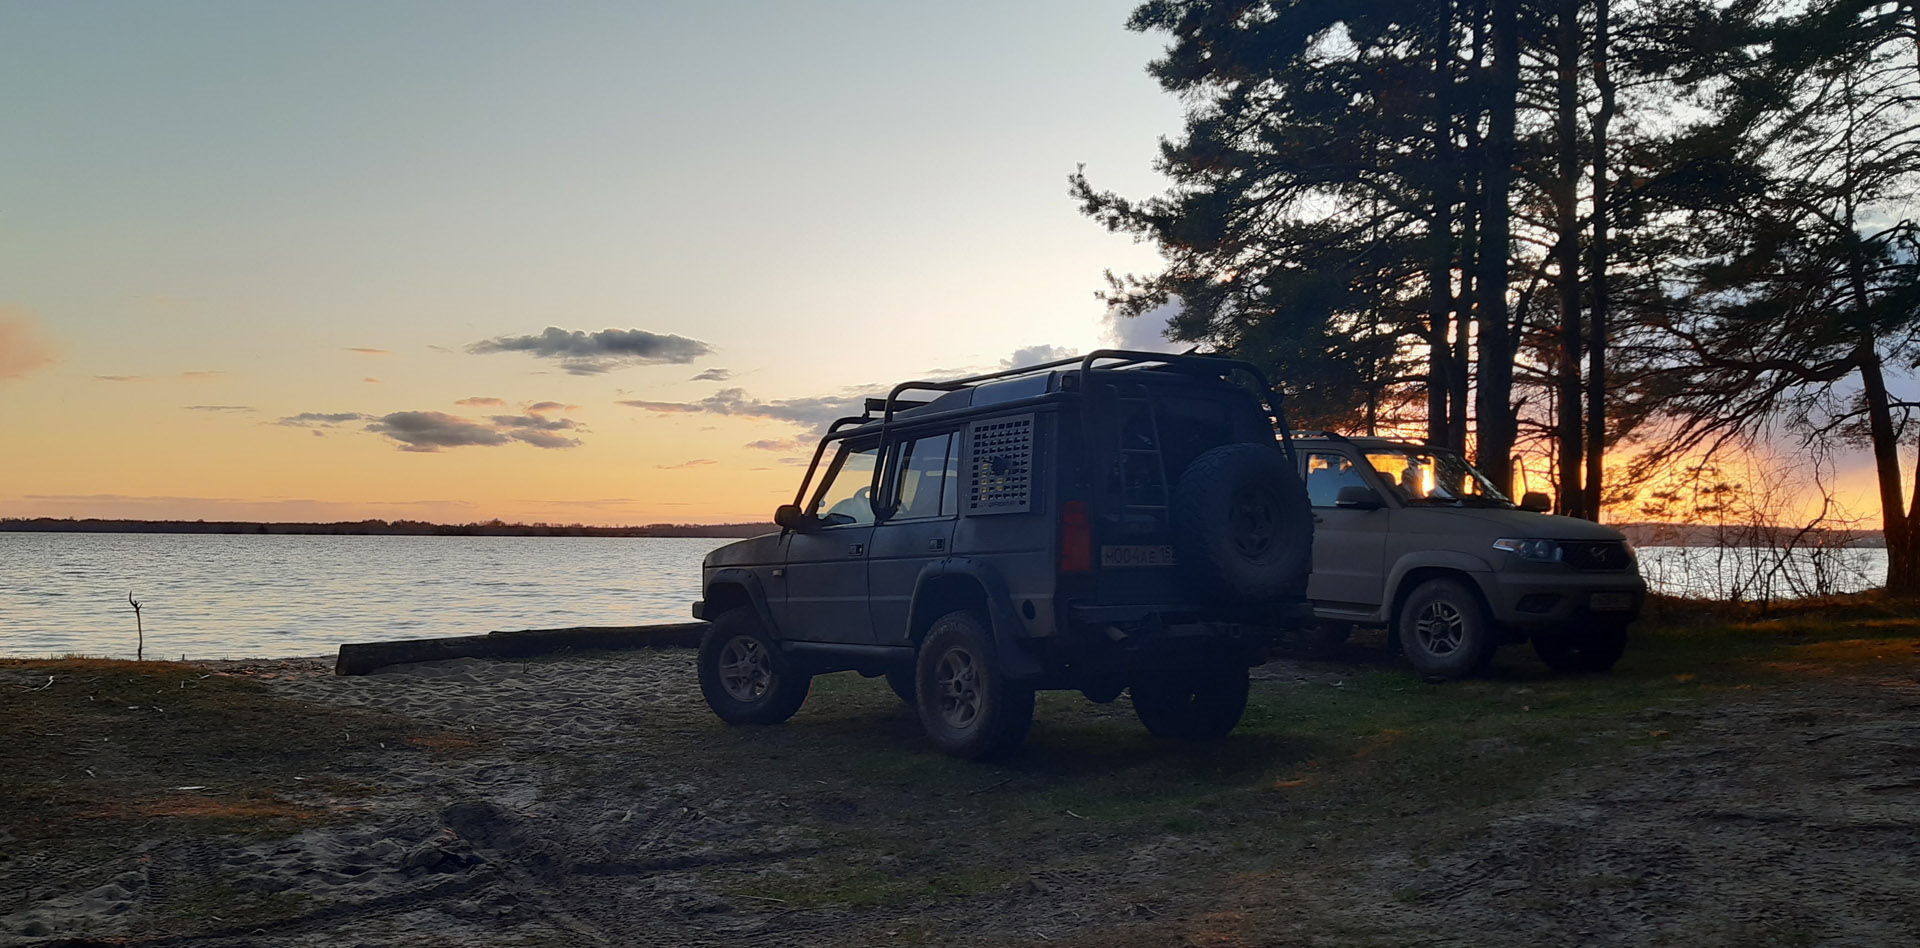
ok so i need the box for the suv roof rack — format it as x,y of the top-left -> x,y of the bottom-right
870,349 -> 1291,437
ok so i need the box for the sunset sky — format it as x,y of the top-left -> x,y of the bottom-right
0,1 -> 1193,524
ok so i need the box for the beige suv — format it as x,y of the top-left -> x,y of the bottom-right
1294,435 -> 1645,679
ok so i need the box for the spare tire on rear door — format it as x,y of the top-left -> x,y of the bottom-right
1170,443 -> 1312,605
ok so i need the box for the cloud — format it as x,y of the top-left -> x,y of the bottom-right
657,458 -> 718,469
1102,300 -> 1186,353
94,371 -> 228,383
455,396 -> 505,407
615,398 -> 704,413
277,412 -> 372,428
467,326 -> 714,375
618,386 -> 867,434
690,367 -> 733,382
0,309 -> 59,382
1002,344 -> 1078,369
363,377 -> 381,384
367,411 -> 512,452
524,401 -> 577,415
745,437 -> 812,452
342,409 -> 590,452
345,347 -> 389,355
184,405 -> 254,412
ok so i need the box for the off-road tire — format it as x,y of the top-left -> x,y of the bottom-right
1171,444 -> 1313,605
1532,623 -> 1629,674
1397,578 -> 1497,681
698,610 -> 811,725
1129,660 -> 1250,740
915,611 -> 1035,760
884,667 -> 917,705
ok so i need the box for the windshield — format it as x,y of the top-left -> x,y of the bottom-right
1363,448 -> 1513,507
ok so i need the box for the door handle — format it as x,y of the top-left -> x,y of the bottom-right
771,568 -> 785,578
847,543 -> 865,556
928,538 -> 946,552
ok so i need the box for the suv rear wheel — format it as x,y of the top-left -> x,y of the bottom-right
698,610 -> 812,724
915,611 -> 1035,760
1398,578 -> 1496,680
1130,660 -> 1250,740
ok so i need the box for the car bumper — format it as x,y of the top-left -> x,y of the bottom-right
1482,571 -> 1647,631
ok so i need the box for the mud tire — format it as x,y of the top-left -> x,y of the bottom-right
697,610 -> 811,725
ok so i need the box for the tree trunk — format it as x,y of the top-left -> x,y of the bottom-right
1474,0 -> 1519,495
1584,0 -> 1614,520
1553,0 -> 1586,518
1859,347 -> 1919,595
1427,2 -> 1458,448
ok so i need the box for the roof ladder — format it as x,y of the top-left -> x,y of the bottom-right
1112,382 -> 1171,519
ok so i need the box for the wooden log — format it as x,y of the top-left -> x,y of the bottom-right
334,621 -> 708,676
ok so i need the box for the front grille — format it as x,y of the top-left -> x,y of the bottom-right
1560,540 -> 1633,571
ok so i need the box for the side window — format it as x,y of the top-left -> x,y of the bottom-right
811,444 -> 880,526
893,433 -> 957,520
1305,451 -> 1367,508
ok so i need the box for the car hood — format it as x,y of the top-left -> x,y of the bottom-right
1405,506 -> 1629,541
703,531 -> 783,569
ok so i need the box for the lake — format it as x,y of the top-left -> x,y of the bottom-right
0,533 -> 732,660
0,534 -> 1890,659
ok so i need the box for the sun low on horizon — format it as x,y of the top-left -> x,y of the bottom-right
0,1 -> 1187,526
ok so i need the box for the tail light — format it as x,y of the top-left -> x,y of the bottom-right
1060,500 -> 1092,573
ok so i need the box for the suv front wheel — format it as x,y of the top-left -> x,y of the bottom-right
1398,578 -> 1497,681
698,610 -> 812,725
915,611 -> 1035,760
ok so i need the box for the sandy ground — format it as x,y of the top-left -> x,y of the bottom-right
6,647 -> 1918,947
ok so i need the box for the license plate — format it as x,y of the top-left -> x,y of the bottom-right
1590,592 -> 1634,611
1100,545 -> 1176,568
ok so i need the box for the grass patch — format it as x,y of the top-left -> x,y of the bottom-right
0,658 -> 461,848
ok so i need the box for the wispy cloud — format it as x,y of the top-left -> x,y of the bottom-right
178,371 -> 227,380
277,412 -> 372,428
690,367 -> 733,382
524,400 -> 577,415
363,377 -> 381,384
455,396 -> 505,407
616,387 -> 865,432
94,370 -> 228,383
745,437 -> 811,452
94,375 -> 150,383
345,347 -> 389,355
657,458 -> 717,469
467,326 -> 714,375
0,308 -> 59,383
184,405 -> 254,413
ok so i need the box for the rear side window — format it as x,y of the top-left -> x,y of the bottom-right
893,433 -> 958,520
1305,452 -> 1368,507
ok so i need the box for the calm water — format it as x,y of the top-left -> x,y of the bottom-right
0,534 -> 1892,659
0,533 -> 733,659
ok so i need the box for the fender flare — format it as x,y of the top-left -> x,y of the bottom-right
912,557 -> 1044,682
1384,551 -> 1497,621
703,567 -> 781,638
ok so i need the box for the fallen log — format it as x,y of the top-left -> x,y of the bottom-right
334,622 -> 707,676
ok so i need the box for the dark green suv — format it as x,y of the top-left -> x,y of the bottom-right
691,351 -> 1314,758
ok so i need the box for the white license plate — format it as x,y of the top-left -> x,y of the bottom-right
1101,545 -> 1177,568
1590,592 -> 1635,611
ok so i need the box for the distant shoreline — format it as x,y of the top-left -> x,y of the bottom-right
0,517 -> 775,538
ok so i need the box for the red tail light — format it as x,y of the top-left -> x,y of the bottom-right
1060,500 -> 1092,573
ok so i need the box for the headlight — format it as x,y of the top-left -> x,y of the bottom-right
1492,537 -> 1562,562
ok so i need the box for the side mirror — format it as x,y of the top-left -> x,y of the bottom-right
1335,485 -> 1384,509
774,504 -> 812,531
1519,491 -> 1551,513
